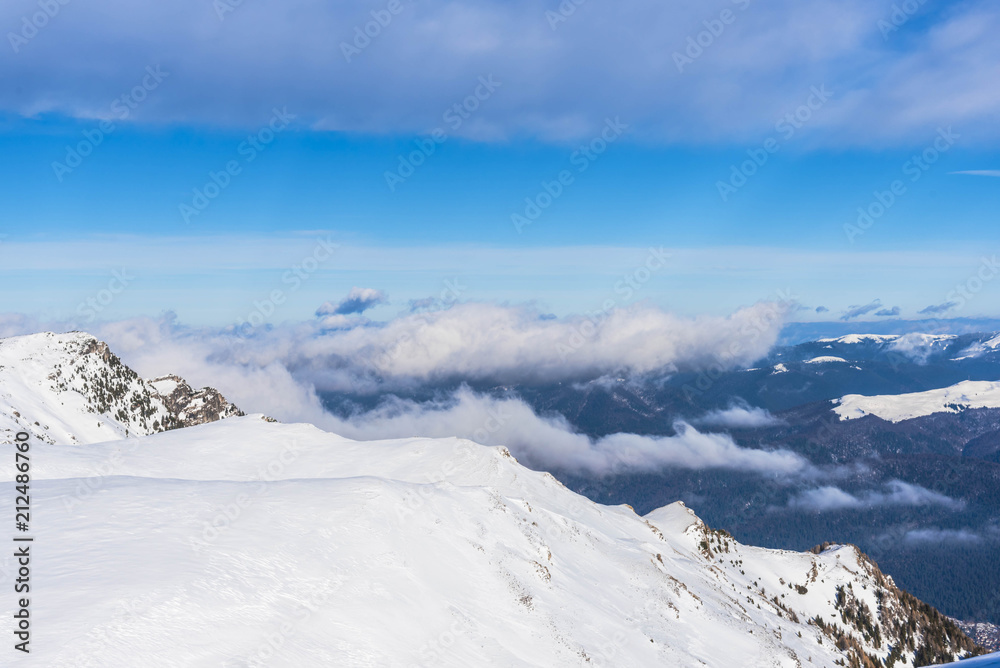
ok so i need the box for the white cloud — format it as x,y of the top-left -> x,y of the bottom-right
315,386 -> 808,475
788,480 -> 964,512
3,299 -> 785,396
888,332 -> 955,363
693,404 -> 784,429
279,301 -> 787,391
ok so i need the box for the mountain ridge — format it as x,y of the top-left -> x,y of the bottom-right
2,415 -> 986,666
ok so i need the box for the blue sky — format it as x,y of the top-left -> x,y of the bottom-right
2,0 -> 999,327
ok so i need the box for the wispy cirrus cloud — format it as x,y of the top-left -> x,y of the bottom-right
951,170 -> 1000,177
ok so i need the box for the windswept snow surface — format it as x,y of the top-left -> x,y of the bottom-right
834,380 -> 1000,422
0,416 -> 965,667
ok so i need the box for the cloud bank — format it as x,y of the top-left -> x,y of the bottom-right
280,300 -> 787,391
2,299 -> 789,395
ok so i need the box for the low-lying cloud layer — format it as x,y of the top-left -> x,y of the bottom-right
320,387 -> 807,475
301,301 -> 786,390
788,480 -> 964,512
6,299 -> 787,397
693,404 -> 784,429
888,332 -> 955,364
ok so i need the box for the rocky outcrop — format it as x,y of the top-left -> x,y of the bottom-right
148,374 -> 244,429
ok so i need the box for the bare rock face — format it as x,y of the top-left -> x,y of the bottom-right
148,374 -> 245,429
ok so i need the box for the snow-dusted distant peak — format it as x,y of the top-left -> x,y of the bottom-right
0,331 -> 242,445
816,334 -> 900,345
834,379 -> 1000,422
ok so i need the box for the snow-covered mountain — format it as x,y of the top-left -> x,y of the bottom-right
834,380 -> 1000,423
0,331 -> 242,445
0,331 -> 989,666
0,416 -> 986,666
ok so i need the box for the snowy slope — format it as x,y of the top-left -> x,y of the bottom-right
834,379 -> 1000,422
0,416 -> 982,667
0,332 -> 241,445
